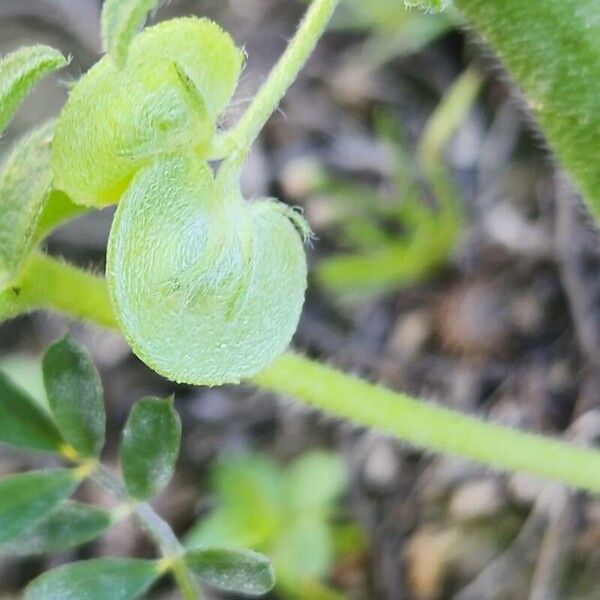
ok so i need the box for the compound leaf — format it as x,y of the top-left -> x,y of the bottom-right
25,558 -> 160,600
0,469 -> 77,543
0,45 -> 67,135
121,396 -> 181,500
185,547 -> 275,596
43,336 -> 105,458
0,500 -> 112,557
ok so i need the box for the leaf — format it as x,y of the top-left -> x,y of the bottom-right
185,547 -> 275,596
285,451 -> 347,512
25,558 -> 160,600
186,455 -> 284,550
0,469 -> 77,543
52,17 -> 243,207
0,123 -> 55,290
273,516 -> 333,581
0,500 -> 111,557
0,45 -> 67,135
121,396 -> 181,500
454,0 -> 600,219
101,0 -> 163,67
106,156 -> 307,385
43,336 -> 105,458
0,369 -> 64,452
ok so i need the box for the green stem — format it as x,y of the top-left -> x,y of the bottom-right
221,0 -> 340,156
5,254 -> 600,494
91,465 -> 201,600
171,559 -> 201,600
0,252 -> 115,328
253,354 -> 600,493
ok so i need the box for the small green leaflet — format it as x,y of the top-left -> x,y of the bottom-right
285,451 -> 347,512
0,469 -> 78,543
0,369 -> 64,452
101,0 -> 163,67
185,547 -> 275,596
0,45 -> 67,135
43,336 -> 106,458
0,501 -> 112,557
121,396 -> 181,500
25,558 -> 160,600
0,122 -> 55,290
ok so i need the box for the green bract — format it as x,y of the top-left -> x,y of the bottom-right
0,123 -> 55,290
52,17 -> 244,207
107,156 -> 308,385
0,45 -> 67,135
101,0 -> 164,67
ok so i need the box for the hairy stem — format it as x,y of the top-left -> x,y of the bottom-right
253,354 -> 600,493
91,464 -> 201,599
8,254 -> 600,494
0,252 -> 114,328
221,0 -> 340,156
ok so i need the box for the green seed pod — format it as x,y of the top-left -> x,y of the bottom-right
107,156 -> 308,385
51,17 -> 244,207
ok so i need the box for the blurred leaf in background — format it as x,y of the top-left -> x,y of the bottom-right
313,67 -> 482,301
186,451 -> 363,600
331,0 -> 458,67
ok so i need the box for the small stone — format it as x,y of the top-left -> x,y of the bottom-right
449,478 -> 505,522
363,438 -> 400,491
407,526 -> 458,600
386,310 -> 432,357
508,472 -> 546,505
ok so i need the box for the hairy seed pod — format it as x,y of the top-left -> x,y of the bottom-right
52,18 -> 244,207
107,156 -> 308,385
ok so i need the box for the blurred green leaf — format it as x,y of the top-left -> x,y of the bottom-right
315,68 -> 483,299
43,336 -> 105,458
0,45 -> 67,135
121,396 -> 181,500
25,558 -> 160,600
0,123 -> 55,290
187,454 -> 284,549
185,547 -> 275,596
285,451 -> 346,512
418,66 -> 483,173
274,516 -> 333,581
101,0 -> 163,67
0,469 -> 77,543
0,500 -> 112,557
186,451 -> 354,598
0,370 -> 64,452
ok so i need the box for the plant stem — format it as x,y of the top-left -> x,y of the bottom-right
0,252 -> 115,328
9,253 -> 600,494
253,354 -> 600,493
91,464 -> 201,599
221,0 -> 340,156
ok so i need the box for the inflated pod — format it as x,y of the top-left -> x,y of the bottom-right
107,156 -> 308,385
51,18 -> 244,207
